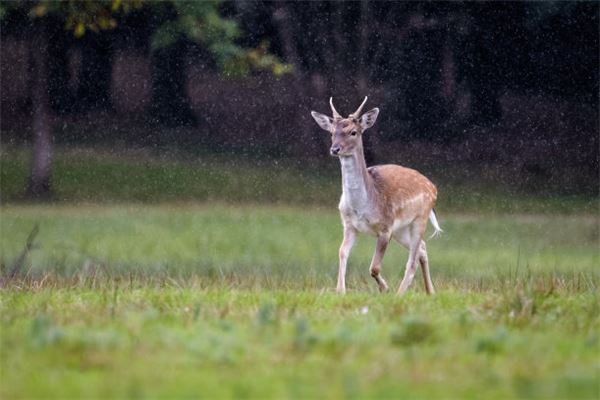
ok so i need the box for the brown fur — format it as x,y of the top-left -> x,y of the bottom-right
369,165 -> 437,225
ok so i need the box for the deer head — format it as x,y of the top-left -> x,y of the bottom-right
311,96 -> 379,157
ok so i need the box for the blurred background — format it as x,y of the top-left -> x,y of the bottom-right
0,0 -> 598,210
1,5 -> 598,397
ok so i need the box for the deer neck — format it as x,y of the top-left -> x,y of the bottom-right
339,143 -> 373,210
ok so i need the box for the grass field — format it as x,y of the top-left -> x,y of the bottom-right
1,204 -> 598,399
1,146 -> 596,213
1,146 -> 599,398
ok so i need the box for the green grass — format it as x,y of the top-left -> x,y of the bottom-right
1,147 -> 598,398
2,146 -> 597,213
1,147 -> 338,205
1,205 -> 598,284
1,205 -> 599,399
1,287 -> 598,399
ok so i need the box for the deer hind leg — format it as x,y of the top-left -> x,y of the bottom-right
418,240 -> 435,295
397,221 -> 426,295
369,234 -> 390,292
337,226 -> 357,294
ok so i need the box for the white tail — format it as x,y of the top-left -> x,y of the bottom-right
311,97 -> 440,295
428,209 -> 443,239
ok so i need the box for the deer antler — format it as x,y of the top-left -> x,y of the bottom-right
329,97 -> 342,120
350,96 -> 368,118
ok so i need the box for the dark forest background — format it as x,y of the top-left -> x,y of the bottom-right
1,1 -> 598,201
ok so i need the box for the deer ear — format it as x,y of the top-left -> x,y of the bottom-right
360,108 -> 379,131
311,111 -> 333,132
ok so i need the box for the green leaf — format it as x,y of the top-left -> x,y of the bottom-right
151,21 -> 182,51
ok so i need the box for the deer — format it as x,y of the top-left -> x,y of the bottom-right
310,96 -> 442,295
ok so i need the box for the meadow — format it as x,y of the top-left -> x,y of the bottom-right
1,148 -> 599,399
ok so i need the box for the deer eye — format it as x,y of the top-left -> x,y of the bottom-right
350,131 -> 357,136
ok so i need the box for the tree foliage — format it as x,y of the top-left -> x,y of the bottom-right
0,0 -> 289,199
0,0 -> 288,76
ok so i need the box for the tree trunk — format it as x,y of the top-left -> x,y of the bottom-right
47,19 -> 74,114
26,22 -> 53,200
272,2 -> 320,154
356,0 -> 376,165
76,33 -> 113,112
148,39 -> 197,127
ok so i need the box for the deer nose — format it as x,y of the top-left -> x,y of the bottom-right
330,146 -> 341,156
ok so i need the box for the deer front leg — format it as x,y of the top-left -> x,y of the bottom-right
369,234 -> 390,292
337,226 -> 357,294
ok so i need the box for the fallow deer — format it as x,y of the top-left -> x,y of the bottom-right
311,97 -> 442,294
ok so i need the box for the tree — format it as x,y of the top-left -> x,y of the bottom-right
1,1 -> 140,199
26,17 -> 52,198
0,0 -> 287,199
